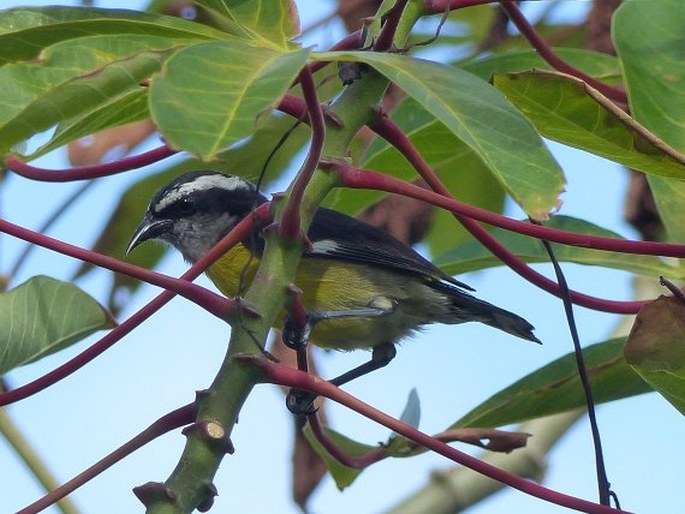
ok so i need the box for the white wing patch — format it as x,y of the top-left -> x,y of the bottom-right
310,239 -> 342,256
156,174 -> 250,212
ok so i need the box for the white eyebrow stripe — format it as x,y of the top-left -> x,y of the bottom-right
155,175 -> 250,212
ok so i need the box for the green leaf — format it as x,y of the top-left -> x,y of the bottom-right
0,276 -> 115,376
454,338 -> 651,429
302,424 -> 370,490
625,296 -> 685,416
614,0 -> 685,243
324,98 -> 505,255
0,34 -> 183,156
434,215 -> 684,279
0,6 -> 225,65
150,41 -> 309,160
29,89 -> 150,159
465,48 -> 621,84
492,70 -> 685,179
313,51 -> 565,220
194,0 -> 299,49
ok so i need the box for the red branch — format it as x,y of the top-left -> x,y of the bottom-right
17,404 -> 196,514
370,117 -> 652,314
328,161 -> 681,314
332,163 -> 685,259
0,219 -> 237,320
5,144 -> 178,182
279,67 -> 325,239
374,0 -> 410,52
0,205 -> 271,407
499,2 -> 628,104
249,357 -> 628,514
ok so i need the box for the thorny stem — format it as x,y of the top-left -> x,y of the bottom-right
280,67 -> 326,239
500,2 -> 628,104
5,144 -> 178,182
18,404 -> 196,514
248,357 -> 628,514
0,219 -> 239,320
0,207 -> 270,407
369,117 -> 652,314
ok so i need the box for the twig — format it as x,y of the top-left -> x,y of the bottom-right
280,68 -> 326,239
369,117 -> 651,313
246,357 -> 629,514
5,144 -> 177,182
500,2 -> 627,103
17,404 -> 196,514
373,0 -> 410,52
0,206 -> 271,407
0,219 -> 239,320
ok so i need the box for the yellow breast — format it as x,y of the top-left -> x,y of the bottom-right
206,244 -> 441,350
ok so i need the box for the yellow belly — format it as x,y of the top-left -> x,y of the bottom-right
205,244 -> 446,350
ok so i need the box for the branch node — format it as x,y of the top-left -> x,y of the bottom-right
182,421 -> 235,455
132,481 -> 177,507
196,481 -> 219,512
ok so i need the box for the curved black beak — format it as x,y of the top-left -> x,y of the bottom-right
126,214 -> 172,255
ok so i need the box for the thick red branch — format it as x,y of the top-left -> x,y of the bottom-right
500,2 -> 627,104
5,144 -> 177,182
0,219 -> 237,320
248,357 -> 628,514
280,68 -> 326,239
17,404 -> 196,514
370,117 -> 650,314
0,205 -> 271,406
373,0 -> 410,52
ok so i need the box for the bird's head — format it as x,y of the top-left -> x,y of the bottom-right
127,170 -> 266,262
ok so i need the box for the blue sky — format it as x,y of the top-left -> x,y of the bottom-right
2,2 -> 681,514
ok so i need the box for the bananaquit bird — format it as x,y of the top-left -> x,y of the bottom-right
127,170 -> 539,395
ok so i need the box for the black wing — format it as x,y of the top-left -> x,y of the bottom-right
306,207 -> 474,291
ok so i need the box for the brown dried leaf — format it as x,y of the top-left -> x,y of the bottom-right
432,427 -> 531,453
625,295 -> 685,370
67,120 -> 155,166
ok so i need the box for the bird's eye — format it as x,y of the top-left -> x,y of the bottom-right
174,197 -> 195,216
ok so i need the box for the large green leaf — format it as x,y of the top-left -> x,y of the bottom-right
434,215 -> 684,279
0,6 -> 224,65
454,338 -> 651,429
150,41 -> 309,160
325,98 -> 505,255
614,0 -> 685,242
0,276 -> 115,376
0,34 -> 184,156
464,48 -> 621,84
625,296 -> 685,416
29,89 -> 150,159
492,70 -> 685,179
194,0 -> 299,49
313,51 -> 565,220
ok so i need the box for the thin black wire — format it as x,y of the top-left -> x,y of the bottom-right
536,229 -> 614,507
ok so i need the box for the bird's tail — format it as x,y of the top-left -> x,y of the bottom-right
435,283 -> 541,343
